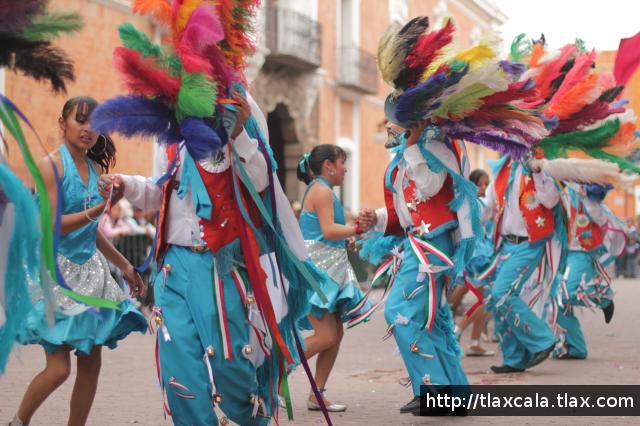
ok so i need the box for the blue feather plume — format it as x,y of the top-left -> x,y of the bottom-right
395,66 -> 468,123
180,117 -> 224,160
91,96 -> 178,143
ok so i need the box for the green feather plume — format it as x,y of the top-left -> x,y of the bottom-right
510,33 -> 531,63
21,12 -> 82,42
176,72 -> 217,122
433,83 -> 494,119
539,119 -> 620,158
118,23 -> 162,59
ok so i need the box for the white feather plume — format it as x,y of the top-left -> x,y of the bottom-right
534,158 -> 621,185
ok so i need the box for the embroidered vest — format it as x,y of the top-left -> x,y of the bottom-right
195,157 -> 263,253
402,173 -> 456,231
493,159 -> 555,244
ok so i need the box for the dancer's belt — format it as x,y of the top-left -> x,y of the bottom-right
502,234 -> 528,244
169,243 -> 210,253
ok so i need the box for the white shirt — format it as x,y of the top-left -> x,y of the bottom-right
120,95 -> 269,247
374,144 -> 447,231
484,161 -> 560,237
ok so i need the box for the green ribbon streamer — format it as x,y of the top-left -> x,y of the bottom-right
0,100 -> 120,310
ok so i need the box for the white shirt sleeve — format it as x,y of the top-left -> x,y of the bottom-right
482,183 -> 498,224
532,172 -> 560,209
374,207 -> 388,233
233,94 -> 269,192
583,198 -> 608,226
121,175 -> 163,212
402,145 -> 447,198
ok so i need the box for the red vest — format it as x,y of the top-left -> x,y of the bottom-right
155,146 -> 262,256
382,166 -> 404,236
402,174 -> 456,230
195,159 -> 263,253
493,159 -> 555,244
569,201 -> 604,251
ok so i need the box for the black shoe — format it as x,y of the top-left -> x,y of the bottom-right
491,364 -> 525,374
528,344 -> 555,368
602,301 -> 614,324
400,396 -> 421,414
556,353 -> 584,360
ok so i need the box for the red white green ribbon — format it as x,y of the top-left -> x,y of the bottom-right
346,252 -> 401,329
477,254 -> 500,281
212,261 -> 232,360
407,232 -> 453,332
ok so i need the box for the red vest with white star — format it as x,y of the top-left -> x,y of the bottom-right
155,146 -> 262,256
402,174 -> 456,231
493,159 -> 555,244
569,200 -> 604,251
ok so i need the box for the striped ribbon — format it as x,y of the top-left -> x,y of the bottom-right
407,232 -> 453,332
477,254 -> 500,281
154,338 -> 171,418
230,268 -> 271,356
346,252 -> 401,329
463,273 -> 484,318
212,261 -> 233,360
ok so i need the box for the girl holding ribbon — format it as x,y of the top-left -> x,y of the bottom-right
12,97 -> 147,426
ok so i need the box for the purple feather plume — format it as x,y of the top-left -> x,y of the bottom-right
91,96 -> 178,142
499,60 -> 526,81
180,117 -> 224,160
0,0 -> 44,33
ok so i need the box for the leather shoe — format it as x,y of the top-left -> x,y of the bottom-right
528,344 -> 555,368
400,396 -> 421,414
491,364 -> 525,374
602,301 -> 614,324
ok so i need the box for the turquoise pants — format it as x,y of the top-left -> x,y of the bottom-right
490,241 -> 556,370
154,245 -> 272,426
384,233 -> 468,396
554,250 -> 613,359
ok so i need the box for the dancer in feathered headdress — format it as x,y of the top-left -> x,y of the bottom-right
506,37 -> 634,363
0,0 -> 86,377
354,16 -> 556,415
91,1 -> 332,425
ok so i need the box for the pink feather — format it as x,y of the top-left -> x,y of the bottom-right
180,6 -> 224,53
535,44 -> 577,99
114,47 -> 180,101
549,50 -> 596,104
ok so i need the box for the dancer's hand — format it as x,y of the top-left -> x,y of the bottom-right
405,120 -> 428,147
123,264 -> 145,298
230,91 -> 251,139
357,209 -> 377,232
99,175 -> 125,204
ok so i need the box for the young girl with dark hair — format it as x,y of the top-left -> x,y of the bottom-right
11,97 -> 147,426
296,144 -> 371,412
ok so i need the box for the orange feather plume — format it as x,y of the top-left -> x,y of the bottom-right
133,0 -> 172,26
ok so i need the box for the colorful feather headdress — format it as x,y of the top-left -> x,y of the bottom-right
0,0 -> 82,92
378,16 -> 548,157
511,35 -> 640,174
91,0 -> 260,160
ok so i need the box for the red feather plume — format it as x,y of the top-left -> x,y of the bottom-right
114,47 -> 180,101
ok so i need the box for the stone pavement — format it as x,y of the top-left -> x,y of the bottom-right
1,279 -> 638,425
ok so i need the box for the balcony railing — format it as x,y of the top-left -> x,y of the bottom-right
265,6 -> 322,71
337,45 -> 378,94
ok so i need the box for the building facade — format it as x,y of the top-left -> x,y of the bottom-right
3,0 -> 506,215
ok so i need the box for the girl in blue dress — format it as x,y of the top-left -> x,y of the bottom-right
12,97 -> 147,426
296,144 -> 371,412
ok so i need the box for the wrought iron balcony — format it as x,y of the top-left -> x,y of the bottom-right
264,6 -> 322,71
337,45 -> 378,94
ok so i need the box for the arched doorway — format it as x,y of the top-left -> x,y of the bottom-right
267,103 -> 303,200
